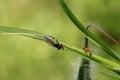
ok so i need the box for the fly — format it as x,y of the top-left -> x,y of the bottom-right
43,35 -> 64,49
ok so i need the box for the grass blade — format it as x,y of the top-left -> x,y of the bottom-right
58,0 -> 120,61
65,44 -> 120,74
0,26 -> 45,41
101,72 -> 120,80
0,26 -> 120,74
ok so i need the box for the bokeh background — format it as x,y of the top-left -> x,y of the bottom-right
0,0 -> 120,80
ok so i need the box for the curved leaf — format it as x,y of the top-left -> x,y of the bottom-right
59,0 -> 120,62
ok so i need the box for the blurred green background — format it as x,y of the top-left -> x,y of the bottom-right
0,0 -> 120,80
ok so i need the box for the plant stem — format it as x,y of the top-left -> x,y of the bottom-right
78,26 -> 91,80
78,59 -> 91,80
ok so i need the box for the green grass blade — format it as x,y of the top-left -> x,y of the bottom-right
0,26 -> 42,34
64,44 -> 120,74
58,0 -> 120,61
0,26 -> 45,41
0,26 -> 120,74
101,72 -> 120,80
